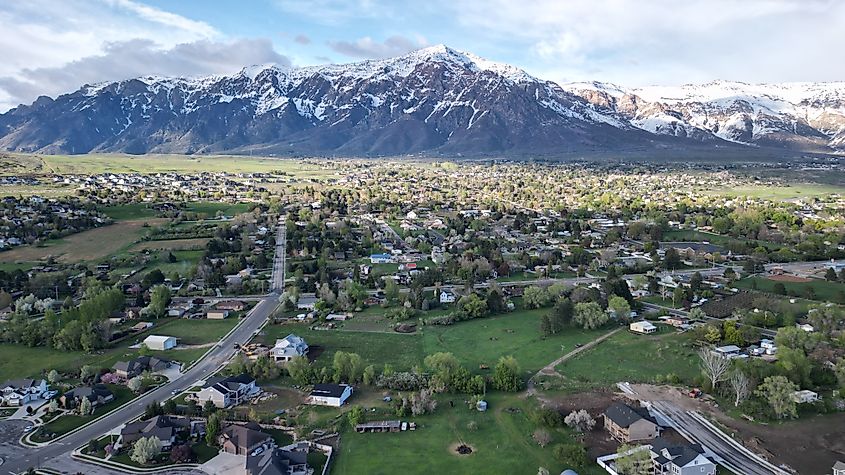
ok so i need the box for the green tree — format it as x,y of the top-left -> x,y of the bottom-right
553,443 -> 587,468
826,267 -> 838,281
664,248 -> 681,270
540,314 -> 553,337
347,405 -> 364,428
363,365 -> 376,386
146,285 -> 171,319
573,302 -> 608,330
607,295 -> 631,321
523,286 -> 550,309
756,375 -> 798,419
131,436 -> 162,465
287,356 -> 313,385
206,412 -> 222,445
492,356 -> 522,392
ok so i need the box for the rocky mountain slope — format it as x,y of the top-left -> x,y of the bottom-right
0,45 -> 842,156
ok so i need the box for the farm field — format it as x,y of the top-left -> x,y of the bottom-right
331,392 -> 603,475
0,219 -> 164,264
735,276 -> 845,303
0,153 -> 339,177
263,310 -> 608,379
551,329 -> 700,392
130,239 -> 210,252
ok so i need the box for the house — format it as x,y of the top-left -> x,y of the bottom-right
792,390 -> 820,404
131,321 -> 153,332
216,300 -> 246,311
218,422 -> 273,455
833,461 -> 845,475
439,289 -> 457,304
206,309 -> 231,320
797,323 -> 815,332
167,305 -> 188,318
270,334 -> 309,362
245,445 -> 310,475
712,345 -> 742,358
296,296 -> 318,311
113,356 -> 172,379
195,374 -> 259,408
0,379 -> 48,406
309,383 -> 353,407
370,253 -> 393,264
760,339 -> 777,355
118,415 -> 196,450
143,335 -> 178,351
604,403 -> 661,442
649,438 -> 716,475
629,320 -> 657,334
60,385 -> 114,409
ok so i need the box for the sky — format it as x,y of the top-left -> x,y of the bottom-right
1,0 -> 844,112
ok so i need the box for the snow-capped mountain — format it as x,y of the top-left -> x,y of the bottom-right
0,45 -> 842,156
561,80 -> 845,151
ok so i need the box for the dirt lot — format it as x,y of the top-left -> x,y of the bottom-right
0,219 -> 166,263
629,384 -> 845,474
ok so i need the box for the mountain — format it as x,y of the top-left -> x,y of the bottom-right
0,45 -> 843,157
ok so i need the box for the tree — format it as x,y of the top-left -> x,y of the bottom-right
729,370 -> 751,407
170,444 -> 193,463
826,267 -> 838,281
424,352 -> 461,391
130,436 -> 162,465
203,399 -> 217,417
48,399 -> 58,413
146,285 -> 171,319
287,356 -> 313,385
564,409 -> 596,432
47,369 -> 60,384
206,412 -> 222,445
756,375 -> 798,419
539,314 -> 553,337
347,405 -> 364,428
551,298 -> 574,329
363,365 -> 377,386
523,286 -> 550,309
773,282 -> 787,295
699,348 -> 731,391
384,279 -> 400,305
79,396 -> 93,416
127,376 -> 143,393
607,295 -> 631,321
573,302 -> 608,330
458,293 -> 488,319
614,444 -> 652,475
87,438 -> 100,454
80,365 -> 95,382
492,356 -> 522,392
690,272 -> 703,292
835,357 -> 845,390
332,351 -> 364,383
532,428 -> 552,447
664,248 -> 681,270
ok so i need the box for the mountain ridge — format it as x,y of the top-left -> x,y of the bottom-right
1,45 -> 843,157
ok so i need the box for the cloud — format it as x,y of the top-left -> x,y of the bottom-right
275,0 -> 393,24
293,34 -> 311,45
328,35 -> 428,59
443,0 -> 845,85
0,39 -> 291,111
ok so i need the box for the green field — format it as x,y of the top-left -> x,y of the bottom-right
331,393 -> 602,475
157,318 -> 239,346
662,229 -> 783,250
263,309 -> 607,379
710,183 -> 845,200
101,203 -> 161,221
734,276 -> 845,302
552,329 -> 700,392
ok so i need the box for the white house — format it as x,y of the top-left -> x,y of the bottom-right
0,379 -> 49,406
370,253 -> 393,264
792,390 -> 819,404
297,296 -> 318,311
648,438 -> 716,475
439,289 -> 457,304
195,374 -> 259,408
309,383 -> 353,407
271,334 -> 309,362
629,320 -> 657,335
143,335 -> 178,351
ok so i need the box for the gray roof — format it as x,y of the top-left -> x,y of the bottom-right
650,437 -> 707,467
604,403 -> 656,428
246,447 -> 308,475
311,383 -> 349,398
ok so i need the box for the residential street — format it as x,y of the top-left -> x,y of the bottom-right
0,226 -> 287,474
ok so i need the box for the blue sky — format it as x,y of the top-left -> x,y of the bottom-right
1,0 -> 844,111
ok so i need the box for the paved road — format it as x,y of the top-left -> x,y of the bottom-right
270,222 -> 287,292
2,225 -> 288,474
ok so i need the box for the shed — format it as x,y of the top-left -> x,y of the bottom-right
629,320 -> 657,334
143,335 -> 177,351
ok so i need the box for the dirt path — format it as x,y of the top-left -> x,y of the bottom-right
526,327 -> 623,399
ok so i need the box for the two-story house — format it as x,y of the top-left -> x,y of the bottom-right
195,374 -> 259,408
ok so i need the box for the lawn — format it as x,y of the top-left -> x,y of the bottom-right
331,393 -> 603,475
182,202 -> 254,217
101,203 -> 161,221
552,329 -> 700,392
158,318 -> 239,345
735,276 -> 845,303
